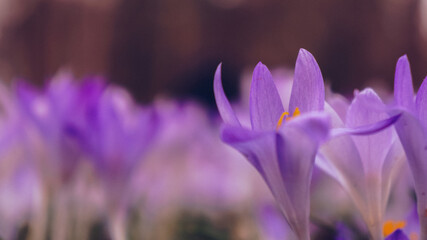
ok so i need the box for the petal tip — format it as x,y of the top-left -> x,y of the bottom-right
254,61 -> 267,71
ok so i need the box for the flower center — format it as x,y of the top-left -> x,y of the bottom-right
383,220 -> 406,237
276,107 -> 300,130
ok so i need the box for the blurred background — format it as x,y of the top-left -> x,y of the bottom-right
0,1 -> 424,240
0,0 -> 425,106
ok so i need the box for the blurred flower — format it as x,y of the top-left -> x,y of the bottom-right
214,49 -> 331,240
15,73 -> 100,185
66,82 -> 159,240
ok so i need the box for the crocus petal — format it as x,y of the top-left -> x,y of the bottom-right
318,134 -> 367,215
346,88 -> 393,174
393,111 -> 427,238
415,76 -> 427,129
283,111 -> 330,144
258,204 -> 289,240
213,63 -> 241,126
249,62 -> 284,130
289,49 -> 324,113
381,139 -> 405,212
394,111 -> 427,194
330,114 -> 401,137
220,124 -> 271,175
385,229 -> 409,240
394,55 -> 415,113
221,125 -> 296,236
275,112 -> 330,239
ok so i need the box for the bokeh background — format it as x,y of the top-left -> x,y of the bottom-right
0,0 -> 426,105
0,1 -> 425,240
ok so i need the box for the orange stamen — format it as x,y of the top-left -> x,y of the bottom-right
276,107 -> 301,130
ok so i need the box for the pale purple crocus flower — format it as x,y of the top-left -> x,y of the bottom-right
12,74 -> 106,240
14,73 -> 103,185
392,55 -> 427,239
317,88 -> 405,240
69,84 -> 158,240
214,49 -> 331,240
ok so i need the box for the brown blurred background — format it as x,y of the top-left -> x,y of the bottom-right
0,0 -> 426,106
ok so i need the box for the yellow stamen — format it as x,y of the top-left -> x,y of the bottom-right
276,112 -> 289,130
276,107 -> 301,130
383,220 -> 406,237
286,107 -> 300,121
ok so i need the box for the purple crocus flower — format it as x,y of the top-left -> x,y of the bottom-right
14,73 -> 105,185
317,88 -> 405,240
214,49 -> 331,240
392,55 -> 427,239
69,84 -> 158,240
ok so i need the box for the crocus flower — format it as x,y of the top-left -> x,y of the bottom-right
14,73 -> 103,185
68,84 -> 159,240
214,49 -> 331,240
316,88 -> 405,240
392,55 -> 427,239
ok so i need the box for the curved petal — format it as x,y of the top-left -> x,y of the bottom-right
220,124 -> 270,174
275,112 -> 330,239
249,62 -> 284,131
394,55 -> 415,113
393,111 -> 427,239
331,114 -> 401,137
213,63 -> 241,126
289,49 -> 325,113
415,76 -> 427,130
283,111 -> 330,144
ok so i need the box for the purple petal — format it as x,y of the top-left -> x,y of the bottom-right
258,204 -> 289,240
289,49 -> 325,113
330,114 -> 401,137
415,76 -> 427,129
394,55 -> 415,113
283,111 -> 330,144
213,63 -> 241,126
385,229 -> 409,240
393,111 -> 427,238
346,88 -> 393,174
249,62 -> 284,131
220,124 -> 271,175
318,134 -> 367,215
274,113 -> 329,239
